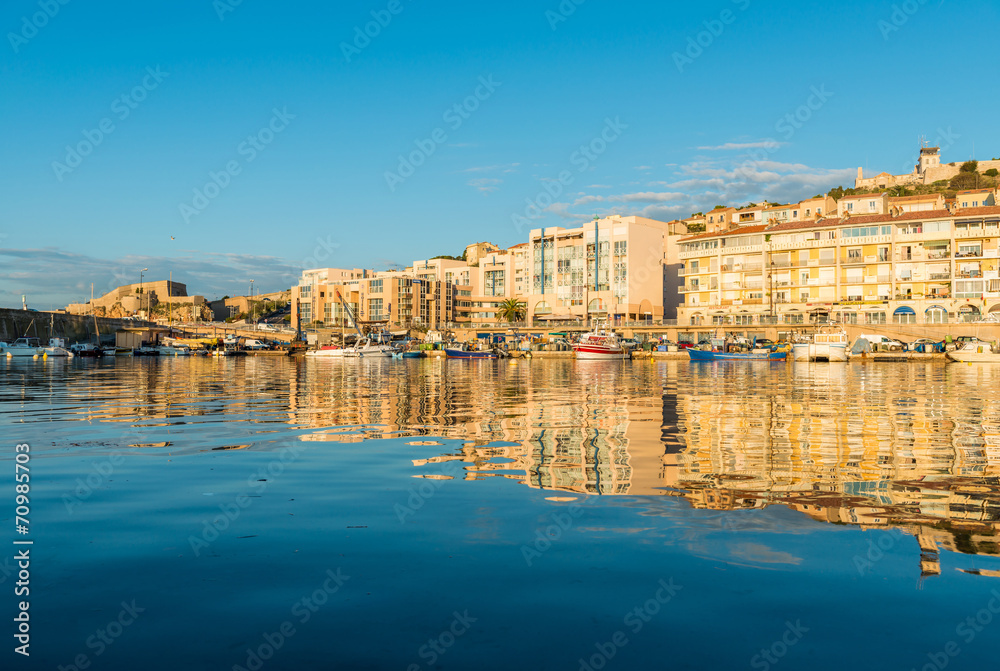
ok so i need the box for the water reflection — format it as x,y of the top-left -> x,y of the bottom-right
4,355 -> 1000,574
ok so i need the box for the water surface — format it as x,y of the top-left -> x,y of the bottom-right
2,356 -> 999,669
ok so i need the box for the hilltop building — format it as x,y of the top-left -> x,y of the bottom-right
65,280 -> 207,320
856,144 -> 1000,190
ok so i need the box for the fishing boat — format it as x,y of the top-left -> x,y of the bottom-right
445,346 -> 499,359
1,338 -> 43,358
688,336 -> 787,362
572,322 -> 628,360
400,351 -> 423,359
947,341 -> 1000,363
687,348 -> 787,361
42,338 -> 74,358
794,329 -> 848,362
69,342 -> 101,357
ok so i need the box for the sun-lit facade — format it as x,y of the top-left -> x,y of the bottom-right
678,205 -> 1000,327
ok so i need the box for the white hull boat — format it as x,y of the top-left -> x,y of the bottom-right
41,338 -> 74,358
1,338 -> 43,358
948,342 -> 1000,363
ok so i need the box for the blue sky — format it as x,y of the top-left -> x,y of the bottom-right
1,0 -> 995,309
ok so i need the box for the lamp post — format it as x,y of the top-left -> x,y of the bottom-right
139,268 -> 148,320
249,279 -> 254,331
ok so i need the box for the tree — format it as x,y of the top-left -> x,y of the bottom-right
985,169 -> 998,178
960,160 -> 979,174
495,298 -> 526,323
950,173 -> 978,190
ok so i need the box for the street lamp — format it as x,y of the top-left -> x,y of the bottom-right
139,268 -> 148,320
249,279 -> 255,330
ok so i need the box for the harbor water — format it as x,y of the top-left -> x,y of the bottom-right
2,356 -> 999,669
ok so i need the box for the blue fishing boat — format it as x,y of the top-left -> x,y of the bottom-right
400,351 -> 423,359
687,348 -> 786,361
445,347 -> 498,360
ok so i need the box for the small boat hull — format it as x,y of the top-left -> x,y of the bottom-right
445,349 -> 497,359
573,346 -> 629,360
948,345 -> 1000,363
688,349 -> 787,361
400,351 -> 423,359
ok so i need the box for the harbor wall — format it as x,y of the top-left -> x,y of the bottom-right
0,309 -> 141,345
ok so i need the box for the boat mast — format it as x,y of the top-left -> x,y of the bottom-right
337,290 -> 363,339
91,283 -> 99,346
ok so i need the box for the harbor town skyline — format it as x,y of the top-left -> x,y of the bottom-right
3,1 -> 999,309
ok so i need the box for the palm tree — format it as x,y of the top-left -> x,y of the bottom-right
496,298 -> 526,323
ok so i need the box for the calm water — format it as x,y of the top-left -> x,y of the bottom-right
2,356 -> 1000,670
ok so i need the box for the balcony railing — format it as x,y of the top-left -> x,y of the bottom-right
927,252 -> 951,260
928,272 -> 952,280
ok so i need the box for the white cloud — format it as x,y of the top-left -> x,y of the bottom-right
460,163 -> 520,174
468,177 -> 502,194
697,140 -> 786,151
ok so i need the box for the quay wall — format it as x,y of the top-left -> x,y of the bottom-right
0,309 -> 140,345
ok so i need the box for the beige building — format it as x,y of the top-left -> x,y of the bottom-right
290,267 -> 460,331
464,241 -> 501,266
837,192 -> 889,217
677,205 -> 1000,327
957,189 -> 996,210
525,215 -> 682,324
889,193 -> 946,214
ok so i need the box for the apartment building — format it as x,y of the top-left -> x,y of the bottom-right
291,267 -> 456,330
525,215 -> 680,323
677,206 -> 1000,327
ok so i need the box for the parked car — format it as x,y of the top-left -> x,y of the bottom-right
243,339 -> 270,350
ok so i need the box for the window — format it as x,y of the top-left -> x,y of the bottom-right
869,201 -> 877,210
847,203 -> 854,211
865,311 -> 886,325
848,248 -> 862,260
370,279 -> 383,293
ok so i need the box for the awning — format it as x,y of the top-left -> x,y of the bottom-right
893,306 -> 915,315
958,305 -> 979,313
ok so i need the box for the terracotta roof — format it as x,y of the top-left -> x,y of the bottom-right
893,209 -> 952,221
767,209 -> 953,232
954,206 -> 1000,218
765,218 -> 842,232
888,194 -> 943,202
678,224 -> 768,242
957,189 -> 995,195
839,192 -> 888,200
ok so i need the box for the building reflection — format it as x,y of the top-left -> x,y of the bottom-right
23,356 -> 1000,572
295,359 -> 1000,572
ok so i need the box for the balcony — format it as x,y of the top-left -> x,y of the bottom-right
955,251 -> 983,259
957,270 -> 983,279
926,252 -> 951,260
928,272 -> 951,280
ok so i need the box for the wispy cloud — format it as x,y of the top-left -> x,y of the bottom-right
698,140 -> 786,151
468,177 -> 502,194
460,163 -> 520,174
0,248 -> 301,309
633,165 -> 653,171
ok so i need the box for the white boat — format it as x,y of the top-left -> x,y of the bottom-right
1,338 -> 43,358
947,341 -> 1000,363
157,345 -> 192,356
795,329 -> 848,362
573,323 -> 629,360
306,346 -> 349,358
42,338 -> 74,358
